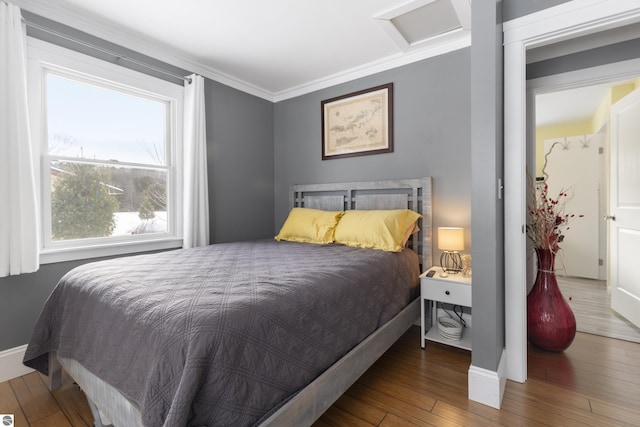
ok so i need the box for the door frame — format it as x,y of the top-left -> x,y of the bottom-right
503,0 -> 640,383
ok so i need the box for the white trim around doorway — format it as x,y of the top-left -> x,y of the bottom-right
528,58 -> 640,95
503,0 -> 640,384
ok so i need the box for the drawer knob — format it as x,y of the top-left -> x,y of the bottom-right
445,290 -> 450,295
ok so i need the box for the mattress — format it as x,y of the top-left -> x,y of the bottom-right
23,239 -> 419,426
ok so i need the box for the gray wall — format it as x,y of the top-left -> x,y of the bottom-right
206,81 -> 274,243
274,49 -> 472,256
470,0 -> 505,372
502,0 -> 571,22
528,37 -> 640,80
0,260 -> 91,352
467,0 -> 569,375
0,22 -> 274,352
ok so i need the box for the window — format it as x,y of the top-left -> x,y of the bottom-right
27,39 -> 184,263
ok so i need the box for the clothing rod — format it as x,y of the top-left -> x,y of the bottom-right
23,20 -> 192,84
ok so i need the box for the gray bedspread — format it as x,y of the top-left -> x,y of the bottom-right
23,240 -> 419,426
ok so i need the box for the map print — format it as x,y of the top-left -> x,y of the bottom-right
324,88 -> 388,156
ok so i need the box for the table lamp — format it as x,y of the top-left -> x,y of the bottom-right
438,227 -> 464,277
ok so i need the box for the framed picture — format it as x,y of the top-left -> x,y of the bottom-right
321,83 -> 393,160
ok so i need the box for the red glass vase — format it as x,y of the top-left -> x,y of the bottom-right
527,248 -> 576,352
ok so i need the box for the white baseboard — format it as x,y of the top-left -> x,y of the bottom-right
0,345 -> 35,383
468,348 -> 507,409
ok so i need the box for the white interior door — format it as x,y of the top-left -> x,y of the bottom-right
543,135 -> 600,279
609,87 -> 640,329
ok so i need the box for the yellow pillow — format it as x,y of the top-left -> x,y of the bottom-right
334,209 -> 422,252
275,208 -> 345,244
402,222 -> 420,248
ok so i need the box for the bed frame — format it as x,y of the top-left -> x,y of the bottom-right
48,177 -> 432,427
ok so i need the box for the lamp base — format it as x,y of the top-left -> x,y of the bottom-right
440,251 -> 462,274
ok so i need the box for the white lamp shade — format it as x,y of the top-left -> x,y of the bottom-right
437,227 -> 464,251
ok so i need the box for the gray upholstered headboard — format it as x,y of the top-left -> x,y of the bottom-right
289,177 -> 432,270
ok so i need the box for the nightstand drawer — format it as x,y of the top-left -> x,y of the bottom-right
421,280 -> 471,306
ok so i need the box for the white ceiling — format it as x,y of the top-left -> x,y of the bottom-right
530,23 -> 640,128
15,0 -> 471,101
536,80 -> 636,128
18,0 -> 629,121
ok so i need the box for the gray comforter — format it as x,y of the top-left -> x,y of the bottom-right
23,240 -> 419,426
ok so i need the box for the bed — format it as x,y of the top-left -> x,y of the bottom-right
23,177 -> 432,427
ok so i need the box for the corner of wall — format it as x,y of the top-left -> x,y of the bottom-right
591,84 -> 635,133
468,348 -> 507,409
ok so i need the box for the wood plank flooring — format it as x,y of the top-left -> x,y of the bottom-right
557,275 -> 640,343
0,369 -> 93,427
2,326 -> 639,426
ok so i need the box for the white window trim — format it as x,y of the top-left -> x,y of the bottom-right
27,38 -> 184,264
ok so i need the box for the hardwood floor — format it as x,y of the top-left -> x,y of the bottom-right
0,369 -> 93,427
557,275 -> 640,343
2,326 -> 639,426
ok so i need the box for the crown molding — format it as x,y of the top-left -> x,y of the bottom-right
274,31 -> 470,102
503,0 -> 640,47
13,0 -> 274,101
14,0 -> 469,104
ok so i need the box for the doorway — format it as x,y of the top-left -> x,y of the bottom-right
533,81 -> 640,343
503,2 -> 640,384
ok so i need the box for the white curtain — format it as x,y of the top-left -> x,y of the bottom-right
0,3 -> 39,277
183,74 -> 210,248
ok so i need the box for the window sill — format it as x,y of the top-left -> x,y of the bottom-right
40,238 -> 184,265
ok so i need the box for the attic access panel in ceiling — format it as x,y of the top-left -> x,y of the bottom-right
375,0 -> 471,51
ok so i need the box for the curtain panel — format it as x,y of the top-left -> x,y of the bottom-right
183,74 -> 210,248
0,2 -> 40,277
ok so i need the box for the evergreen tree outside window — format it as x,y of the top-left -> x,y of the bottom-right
51,163 -> 119,240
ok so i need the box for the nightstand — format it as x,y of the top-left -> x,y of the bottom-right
420,266 -> 472,351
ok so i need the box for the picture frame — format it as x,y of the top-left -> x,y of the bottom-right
321,83 -> 393,160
